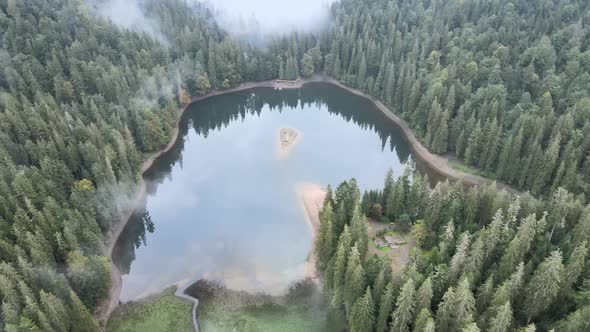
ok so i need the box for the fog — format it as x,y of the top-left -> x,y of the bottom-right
85,0 -> 168,43
88,0 -> 336,44
206,0 -> 337,38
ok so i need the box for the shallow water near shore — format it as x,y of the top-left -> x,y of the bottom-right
113,83 -> 422,306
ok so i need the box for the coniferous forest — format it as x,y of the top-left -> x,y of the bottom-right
316,168 -> 590,331
1,0 -> 590,331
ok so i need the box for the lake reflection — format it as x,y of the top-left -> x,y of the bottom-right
113,83 -> 417,301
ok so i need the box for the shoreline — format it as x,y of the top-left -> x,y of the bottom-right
295,183 -> 327,282
97,73 -> 514,325
95,77 -> 316,324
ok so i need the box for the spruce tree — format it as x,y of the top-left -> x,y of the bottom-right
316,202 -> 335,269
332,226 -> 352,307
524,251 -> 564,321
415,277 -> 433,314
391,278 -> 415,332
413,308 -> 434,332
349,287 -> 375,332
489,301 -> 512,332
375,282 -> 395,332
435,286 -> 456,331
344,245 -> 366,312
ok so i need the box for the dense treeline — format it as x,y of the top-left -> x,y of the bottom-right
0,0 -> 319,330
316,168 -> 590,331
320,0 -> 590,196
3,0 -> 590,330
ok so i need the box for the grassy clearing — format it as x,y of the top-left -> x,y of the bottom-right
106,287 -> 193,332
189,279 -> 346,332
200,303 -> 345,332
449,160 -> 496,179
375,245 -> 392,252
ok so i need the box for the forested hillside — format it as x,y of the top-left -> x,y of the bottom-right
322,0 -> 590,196
2,0 -> 590,330
0,0 -> 310,330
316,169 -> 590,331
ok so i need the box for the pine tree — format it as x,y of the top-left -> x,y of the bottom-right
301,53 -> 314,77
68,290 -> 99,332
556,305 -> 590,332
449,232 -> 471,281
207,42 -> 217,88
432,109 -> 449,154
344,245 -> 366,312
415,277 -> 433,314
358,54 -> 367,89
332,226 -> 352,306
376,282 -> 395,332
524,251 -> 564,321
350,206 -> 369,260
39,290 -> 68,331
317,202 -> 335,269
382,168 -> 395,209
532,132 -> 561,194
462,237 -> 484,285
373,258 -> 392,307
489,301 -> 512,332
454,278 -> 476,329
562,241 -> 588,292
278,60 -> 285,79
349,287 -> 375,332
497,213 -> 546,280
413,308 -> 434,332
436,286 -> 456,331
391,278 -> 415,332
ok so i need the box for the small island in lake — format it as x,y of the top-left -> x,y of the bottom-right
277,127 -> 302,160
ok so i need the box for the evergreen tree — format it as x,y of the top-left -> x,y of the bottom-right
413,308 -> 434,332
489,301 -> 512,332
415,277 -> 433,314
344,245 -> 366,312
391,278 -> 415,332
301,53 -> 315,77
317,202 -> 336,269
349,287 -> 375,332
376,282 -> 395,332
524,251 -> 564,321
332,226 -> 352,306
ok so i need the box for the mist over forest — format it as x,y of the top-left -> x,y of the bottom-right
1,0 -> 590,331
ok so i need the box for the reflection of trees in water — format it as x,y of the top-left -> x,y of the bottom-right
112,211 -> 154,274
113,83 -> 414,276
185,83 -> 412,164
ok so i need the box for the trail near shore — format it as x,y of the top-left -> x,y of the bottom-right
98,74 -> 516,327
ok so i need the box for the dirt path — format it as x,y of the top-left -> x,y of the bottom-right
97,74 -> 516,326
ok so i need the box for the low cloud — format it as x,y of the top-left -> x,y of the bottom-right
85,0 -> 168,43
205,0 -> 337,39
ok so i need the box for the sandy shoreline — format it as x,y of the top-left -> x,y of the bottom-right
295,183 -> 327,282
97,73 -> 515,325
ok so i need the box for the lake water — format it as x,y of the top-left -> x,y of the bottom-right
113,83 -> 421,301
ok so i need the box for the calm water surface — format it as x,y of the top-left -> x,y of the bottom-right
114,83 -> 422,301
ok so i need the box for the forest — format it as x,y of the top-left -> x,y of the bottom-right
316,168 -> 590,331
0,0 -> 589,330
